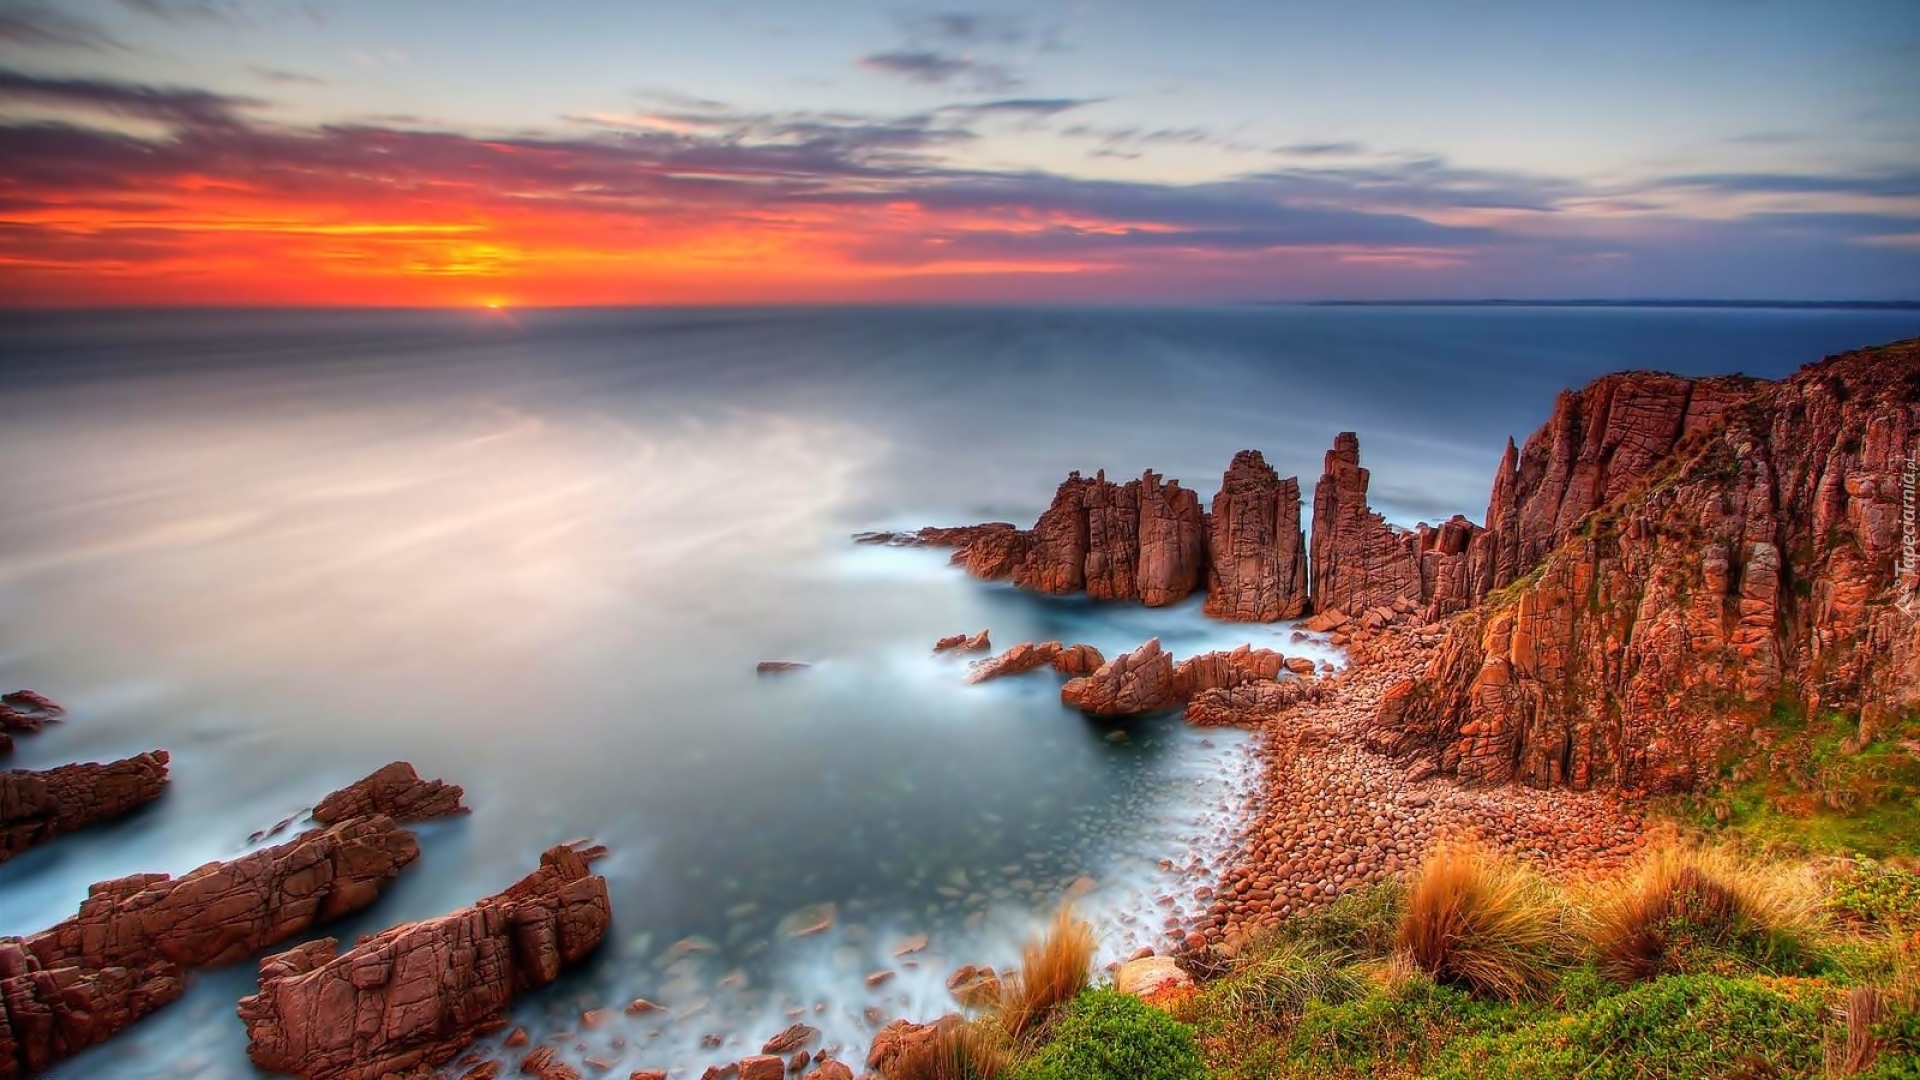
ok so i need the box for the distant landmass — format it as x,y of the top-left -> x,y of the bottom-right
1293,299 -> 1920,310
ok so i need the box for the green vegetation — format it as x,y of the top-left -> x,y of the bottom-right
1155,844 -> 1919,1079
1685,705 -> 1920,858
1010,989 -> 1205,1080
1834,861 -> 1920,930
1425,973 -> 1833,1080
886,842 -> 1920,1080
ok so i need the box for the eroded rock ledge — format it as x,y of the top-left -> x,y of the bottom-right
0,751 -> 169,864
238,842 -> 611,1080
0,761 -> 465,1079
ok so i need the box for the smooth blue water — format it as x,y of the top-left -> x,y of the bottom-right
0,305 -> 1914,1077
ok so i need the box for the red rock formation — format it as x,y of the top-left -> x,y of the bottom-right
0,815 -> 422,1078
1186,681 -> 1318,727
0,766 -> 468,1078
311,761 -> 467,826
933,630 -> 991,653
921,471 -> 1208,608
1172,646 -> 1286,700
1205,451 -> 1308,621
1081,472 -> 1141,600
1053,643 -> 1106,676
967,642 -> 1063,683
1138,472 -> 1208,606
946,524 -> 1032,580
1013,473 -> 1096,595
1310,433 -> 1423,617
1061,639 -> 1179,716
0,752 -> 169,863
238,844 -> 612,1080
1375,342 -> 1920,791
1476,371 -> 1754,593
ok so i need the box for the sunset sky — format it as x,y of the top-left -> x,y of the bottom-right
1,0 -> 1916,306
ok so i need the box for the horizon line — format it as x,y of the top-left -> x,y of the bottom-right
1,298 -> 1916,314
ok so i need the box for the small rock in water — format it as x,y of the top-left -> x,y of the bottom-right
779,902 -> 836,937
891,933 -> 929,956
755,660 -> 810,674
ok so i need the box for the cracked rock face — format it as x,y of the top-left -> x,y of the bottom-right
238,844 -> 612,1080
310,760 -> 468,825
0,814 -> 422,1079
0,762 -> 467,1079
0,751 -> 169,864
1205,451 -> 1308,621
1376,341 -> 1920,791
1061,638 -> 1180,717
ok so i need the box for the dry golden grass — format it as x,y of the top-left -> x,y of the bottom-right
996,906 -> 1096,1044
885,1019 -> 1012,1080
1584,842 -> 1821,983
1396,842 -> 1566,1001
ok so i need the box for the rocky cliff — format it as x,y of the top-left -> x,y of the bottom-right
916,457 -> 1304,620
1371,341 -> 1920,791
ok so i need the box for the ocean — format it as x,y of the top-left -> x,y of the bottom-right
1,304 -> 1914,1077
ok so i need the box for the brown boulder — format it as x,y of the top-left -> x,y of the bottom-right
1,751 -> 169,863
761,1022 -> 818,1055
867,1015 -> 960,1074
946,965 -> 1001,1009
311,761 -> 467,826
239,843 -> 612,1080
735,1058 -> 783,1080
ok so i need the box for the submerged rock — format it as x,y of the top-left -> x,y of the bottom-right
755,661 -> 811,674
239,843 -> 612,1080
0,690 -> 65,759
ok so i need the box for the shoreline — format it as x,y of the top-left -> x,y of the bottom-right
1193,618 -> 1651,949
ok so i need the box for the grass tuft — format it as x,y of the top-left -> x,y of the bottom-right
996,906 -> 1096,1045
1586,843 -> 1822,983
887,1019 -> 1012,1080
1207,937 -> 1366,1028
1397,842 -> 1567,1001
